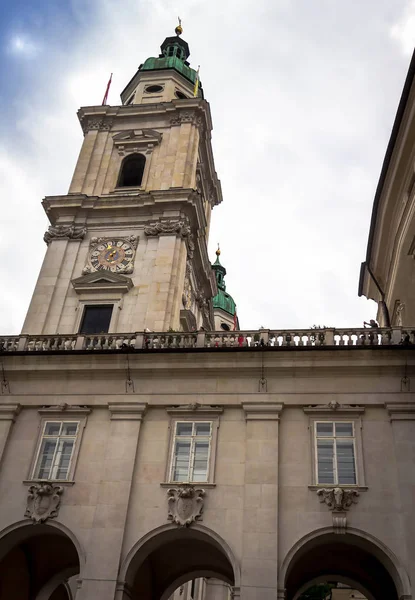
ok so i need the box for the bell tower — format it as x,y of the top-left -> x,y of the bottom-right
22,24 -> 222,336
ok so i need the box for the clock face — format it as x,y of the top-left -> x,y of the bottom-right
90,239 -> 135,273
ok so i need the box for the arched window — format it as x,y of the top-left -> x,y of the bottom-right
118,153 -> 146,187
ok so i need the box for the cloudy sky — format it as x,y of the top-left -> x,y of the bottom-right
1,0 -> 414,334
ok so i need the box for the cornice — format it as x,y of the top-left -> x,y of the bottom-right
77,99 -> 212,134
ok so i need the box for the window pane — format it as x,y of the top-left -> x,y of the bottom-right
337,441 -> 356,484
317,440 -> 334,484
335,422 -> 353,437
316,423 -> 333,437
44,422 -> 61,436
172,440 -> 191,481
62,422 -> 78,436
80,305 -> 113,334
192,441 -> 209,482
195,423 -> 211,436
176,423 -> 193,436
53,440 -> 74,480
36,439 -> 57,478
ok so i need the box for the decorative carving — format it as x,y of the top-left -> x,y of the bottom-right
182,276 -> 193,309
328,401 -> 340,410
25,482 -> 64,523
332,512 -> 347,534
144,219 -> 191,238
44,224 -> 86,245
186,234 -> 195,259
317,487 -> 359,511
81,117 -> 113,134
167,485 -> 205,527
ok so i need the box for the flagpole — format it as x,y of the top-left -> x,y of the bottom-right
102,73 -> 113,106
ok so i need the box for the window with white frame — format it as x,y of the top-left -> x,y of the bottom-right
315,422 -> 357,485
169,422 -> 212,483
32,421 -> 79,480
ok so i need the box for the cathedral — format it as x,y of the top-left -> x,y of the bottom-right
0,24 -> 414,600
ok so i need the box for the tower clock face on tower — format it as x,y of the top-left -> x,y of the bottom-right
89,239 -> 136,273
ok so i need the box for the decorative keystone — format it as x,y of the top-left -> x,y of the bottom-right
167,485 -> 205,527
25,482 -> 64,524
317,487 -> 359,511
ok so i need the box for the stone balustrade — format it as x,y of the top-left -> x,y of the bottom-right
0,328 -> 414,353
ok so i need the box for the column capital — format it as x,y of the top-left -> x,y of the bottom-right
386,403 -> 415,421
242,403 -> 283,421
0,404 -> 21,421
108,403 -> 147,421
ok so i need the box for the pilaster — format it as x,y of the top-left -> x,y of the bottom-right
241,403 -> 283,600
0,404 -> 20,469
76,403 -> 147,600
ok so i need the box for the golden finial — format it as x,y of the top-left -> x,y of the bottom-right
216,244 -> 221,257
175,17 -> 183,36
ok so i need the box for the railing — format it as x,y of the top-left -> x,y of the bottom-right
1,328 -> 414,353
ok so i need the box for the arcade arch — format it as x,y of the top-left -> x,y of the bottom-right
0,521 -> 81,600
118,524 -> 240,600
280,528 -> 411,600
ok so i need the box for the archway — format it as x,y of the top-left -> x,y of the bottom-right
0,521 -> 81,600
280,529 -> 411,600
118,524 -> 240,600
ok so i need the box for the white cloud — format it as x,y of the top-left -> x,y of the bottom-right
391,0 -> 415,54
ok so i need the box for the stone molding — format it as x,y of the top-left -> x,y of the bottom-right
386,403 -> 415,420
317,487 -> 360,511
0,404 -> 21,421
166,404 -> 223,416
304,403 -> 365,414
38,405 -> 91,415
25,482 -> 64,524
112,129 -> 162,156
167,485 -> 205,527
72,271 -> 133,295
242,403 -> 283,421
44,224 -> 86,245
144,218 -> 191,238
108,403 -> 147,421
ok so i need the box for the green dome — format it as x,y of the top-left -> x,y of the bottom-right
212,250 -> 237,316
140,33 -> 202,95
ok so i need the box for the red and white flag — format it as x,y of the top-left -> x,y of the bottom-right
102,73 -> 113,106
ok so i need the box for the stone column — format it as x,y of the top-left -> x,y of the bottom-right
241,404 -> 283,600
204,578 -> 231,600
386,402 -> 415,597
76,403 -> 146,600
0,404 -> 20,468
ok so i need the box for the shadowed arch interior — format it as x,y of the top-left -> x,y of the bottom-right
123,527 -> 235,600
118,153 -> 146,187
284,533 -> 399,600
0,524 -> 79,600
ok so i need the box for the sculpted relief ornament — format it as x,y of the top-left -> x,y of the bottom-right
44,224 -> 86,245
167,485 -> 205,527
144,218 -> 191,238
317,487 -> 359,535
25,482 -> 64,524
